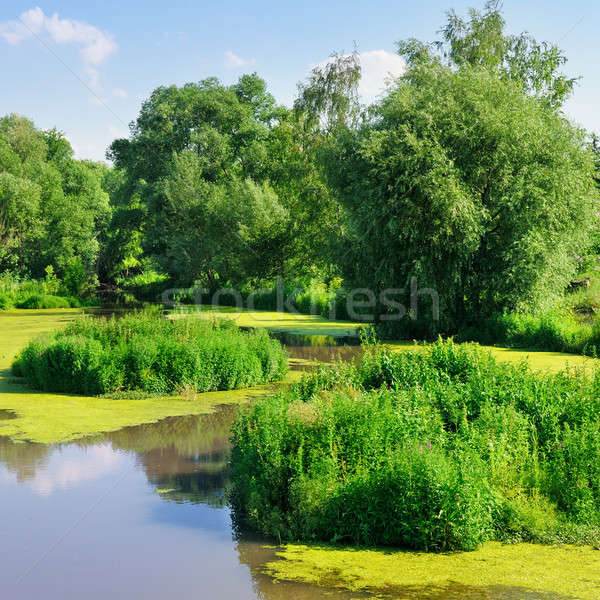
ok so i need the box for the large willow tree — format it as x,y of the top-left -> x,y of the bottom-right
326,3 -> 598,332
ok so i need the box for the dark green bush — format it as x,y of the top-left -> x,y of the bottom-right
16,294 -> 72,309
231,339 -> 600,551
307,449 -> 495,551
13,311 -> 288,395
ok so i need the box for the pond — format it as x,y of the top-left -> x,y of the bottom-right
1,404 -> 590,599
0,406 -> 365,599
1,310 -> 597,598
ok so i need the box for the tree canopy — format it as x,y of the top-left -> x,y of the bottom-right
107,74 -> 338,286
0,115 -> 110,280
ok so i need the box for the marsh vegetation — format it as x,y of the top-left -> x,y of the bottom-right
13,310 -> 288,396
231,339 -> 600,551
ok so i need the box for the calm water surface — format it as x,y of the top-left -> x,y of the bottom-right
0,407 -> 364,600
0,333 -> 572,599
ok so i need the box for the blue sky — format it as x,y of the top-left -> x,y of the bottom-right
1,1 -> 598,161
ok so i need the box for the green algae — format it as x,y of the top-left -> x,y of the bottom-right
172,305 -> 364,336
0,308 -> 596,444
0,309 -> 298,444
265,542 -> 600,599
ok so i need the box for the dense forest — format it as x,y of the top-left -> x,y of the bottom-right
2,1 -> 600,342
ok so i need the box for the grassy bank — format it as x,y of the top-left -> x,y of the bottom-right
14,310 -> 288,396
231,339 -> 600,552
458,309 -> 600,357
0,273 -> 89,311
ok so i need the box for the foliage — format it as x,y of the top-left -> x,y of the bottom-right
15,294 -> 73,309
415,0 -> 578,107
231,339 -> 600,551
13,311 -> 288,395
295,52 -> 362,132
0,272 -> 85,310
0,115 -> 110,281
326,61 -> 597,334
0,272 -> 90,310
106,74 -> 340,287
458,310 -> 600,356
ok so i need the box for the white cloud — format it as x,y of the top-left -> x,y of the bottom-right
224,50 -> 255,69
0,444 -> 126,496
357,50 -> 406,101
113,88 -> 128,99
314,50 -> 406,105
0,7 -> 117,85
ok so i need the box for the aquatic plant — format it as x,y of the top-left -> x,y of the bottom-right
13,310 -> 288,395
230,339 -> 600,551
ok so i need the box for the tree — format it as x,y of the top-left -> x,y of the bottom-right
398,0 -> 577,108
0,172 -> 40,272
294,52 -> 361,132
107,74 -> 338,286
326,62 -> 598,332
0,114 -> 110,281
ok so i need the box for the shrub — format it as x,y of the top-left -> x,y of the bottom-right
458,310 -> 600,357
16,294 -> 72,309
0,273 -> 89,311
0,293 -> 13,310
231,339 -> 600,551
13,311 -> 288,395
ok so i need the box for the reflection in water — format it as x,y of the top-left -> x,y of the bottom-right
0,436 -> 52,483
106,408 -> 236,508
0,405 -> 575,599
270,331 -> 363,369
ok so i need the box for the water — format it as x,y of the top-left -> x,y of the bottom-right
0,330 -> 575,599
0,407 -> 361,600
270,331 -> 363,368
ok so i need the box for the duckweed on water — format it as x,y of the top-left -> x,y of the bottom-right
173,305 -> 364,336
265,542 -> 600,599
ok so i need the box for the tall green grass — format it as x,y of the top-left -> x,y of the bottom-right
13,310 -> 288,395
230,339 -> 600,551
0,273 -> 83,310
458,311 -> 600,356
